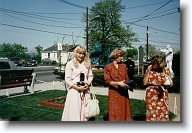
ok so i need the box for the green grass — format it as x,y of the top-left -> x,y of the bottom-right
0,90 -> 176,121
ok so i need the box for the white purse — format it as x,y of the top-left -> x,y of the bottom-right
164,75 -> 173,86
84,84 -> 100,118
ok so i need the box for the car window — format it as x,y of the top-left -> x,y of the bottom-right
0,62 -> 11,69
10,58 -> 20,61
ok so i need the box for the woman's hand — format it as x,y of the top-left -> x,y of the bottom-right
118,81 -> 129,89
148,65 -> 152,71
72,83 -> 89,92
143,65 -> 152,86
77,84 -> 89,93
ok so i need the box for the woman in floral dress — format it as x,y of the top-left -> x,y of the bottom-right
143,55 -> 174,121
104,48 -> 132,121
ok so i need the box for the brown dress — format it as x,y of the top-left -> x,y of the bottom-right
104,62 -> 131,121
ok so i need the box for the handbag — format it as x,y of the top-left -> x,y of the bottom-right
164,75 -> 173,86
84,84 -> 100,118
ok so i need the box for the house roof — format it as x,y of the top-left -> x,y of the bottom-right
42,44 -> 78,52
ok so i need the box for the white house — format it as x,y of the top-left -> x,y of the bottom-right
41,44 -> 78,64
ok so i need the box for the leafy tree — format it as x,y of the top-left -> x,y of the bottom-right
0,43 -> 29,59
87,0 -> 139,61
34,45 -> 43,63
143,44 -> 163,59
172,51 -> 180,77
34,45 -> 43,56
124,47 -> 138,60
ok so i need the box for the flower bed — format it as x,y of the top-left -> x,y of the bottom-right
40,96 -> 66,109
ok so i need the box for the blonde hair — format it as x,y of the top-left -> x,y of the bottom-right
109,48 -> 125,59
72,45 -> 90,68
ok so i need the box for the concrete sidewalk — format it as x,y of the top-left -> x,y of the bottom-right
0,81 -> 180,121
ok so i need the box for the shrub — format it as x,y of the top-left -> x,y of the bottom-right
92,73 -> 180,93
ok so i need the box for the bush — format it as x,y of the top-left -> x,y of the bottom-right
92,73 -> 180,93
92,73 -> 107,87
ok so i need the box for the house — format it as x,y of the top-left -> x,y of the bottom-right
41,44 -> 78,64
89,42 -> 120,65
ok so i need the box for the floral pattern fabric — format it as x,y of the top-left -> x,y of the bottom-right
104,63 -> 131,121
144,67 -> 172,121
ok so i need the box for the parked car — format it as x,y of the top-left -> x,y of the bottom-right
94,62 -> 108,69
134,60 -> 138,66
9,57 -> 23,66
0,59 -> 34,93
53,65 -> 65,79
41,58 -> 57,64
0,59 -> 34,76
23,59 -> 37,67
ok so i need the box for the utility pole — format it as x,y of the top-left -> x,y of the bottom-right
86,7 -> 88,52
146,26 -> 149,60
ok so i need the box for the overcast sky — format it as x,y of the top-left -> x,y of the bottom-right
0,0 -> 180,53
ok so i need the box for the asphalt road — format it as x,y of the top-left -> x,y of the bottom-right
24,64 -> 62,83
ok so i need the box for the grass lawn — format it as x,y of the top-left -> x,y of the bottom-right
0,90 -> 176,121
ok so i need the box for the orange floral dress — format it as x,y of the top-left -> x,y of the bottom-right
104,63 -> 131,121
144,67 -> 173,121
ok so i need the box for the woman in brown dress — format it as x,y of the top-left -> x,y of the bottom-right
143,55 -> 174,121
104,48 -> 131,121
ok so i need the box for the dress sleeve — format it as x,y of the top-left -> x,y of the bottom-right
87,66 -> 93,84
104,65 -> 118,88
65,61 -> 76,90
104,65 -> 111,86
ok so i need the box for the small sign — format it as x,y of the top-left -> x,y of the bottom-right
139,46 -> 143,64
57,43 -> 62,51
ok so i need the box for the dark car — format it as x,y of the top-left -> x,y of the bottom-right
41,58 -> 57,64
9,57 -> 23,66
53,65 -> 65,79
23,59 -> 37,67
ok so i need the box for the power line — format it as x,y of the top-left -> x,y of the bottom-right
149,34 -> 179,44
0,8 -> 82,20
123,7 -> 178,21
125,1 -> 168,9
128,0 -> 173,25
57,0 -> 86,9
149,26 -> 179,35
0,23 -> 84,38
0,8 -> 83,26
1,12 -> 84,28
141,11 -> 178,21
149,33 -> 180,42
124,22 -> 179,36
149,39 -> 179,45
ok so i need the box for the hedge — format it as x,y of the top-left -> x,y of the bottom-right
92,72 -> 180,93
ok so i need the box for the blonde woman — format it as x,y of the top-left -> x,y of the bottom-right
61,45 -> 93,121
104,48 -> 132,121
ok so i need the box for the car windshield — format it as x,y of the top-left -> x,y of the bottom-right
26,59 -> 33,61
10,58 -> 20,61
